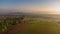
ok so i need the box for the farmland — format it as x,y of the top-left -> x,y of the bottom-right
19,18 -> 60,34
0,16 -> 60,34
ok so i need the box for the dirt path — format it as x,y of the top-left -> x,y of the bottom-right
4,22 -> 30,34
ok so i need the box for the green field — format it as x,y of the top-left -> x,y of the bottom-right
19,18 -> 60,34
0,17 -> 60,34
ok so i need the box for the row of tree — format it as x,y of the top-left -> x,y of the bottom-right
0,16 -> 26,33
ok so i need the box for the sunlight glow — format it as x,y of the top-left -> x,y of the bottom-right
50,2 -> 60,13
53,6 -> 60,12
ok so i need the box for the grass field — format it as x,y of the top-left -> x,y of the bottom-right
18,18 -> 60,34
0,17 -> 60,34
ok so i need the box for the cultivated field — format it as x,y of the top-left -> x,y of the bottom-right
0,16 -> 60,34
18,18 -> 60,34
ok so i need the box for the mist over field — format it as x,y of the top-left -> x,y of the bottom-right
0,9 -> 60,20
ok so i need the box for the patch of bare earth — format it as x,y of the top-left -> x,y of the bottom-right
4,22 -> 30,34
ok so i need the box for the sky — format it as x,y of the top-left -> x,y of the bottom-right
0,0 -> 60,14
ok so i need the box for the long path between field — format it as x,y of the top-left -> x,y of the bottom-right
4,22 -> 30,34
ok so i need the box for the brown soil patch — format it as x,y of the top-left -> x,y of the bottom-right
4,22 -> 30,34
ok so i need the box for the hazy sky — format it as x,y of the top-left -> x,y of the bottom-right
0,0 -> 60,14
